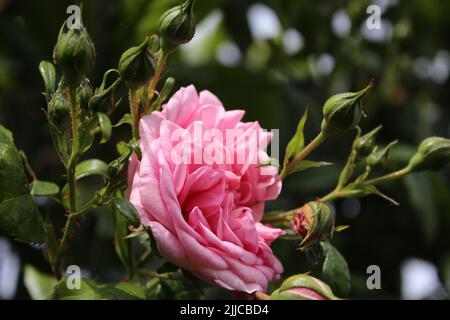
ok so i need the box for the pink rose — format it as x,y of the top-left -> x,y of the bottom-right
127,85 -> 284,293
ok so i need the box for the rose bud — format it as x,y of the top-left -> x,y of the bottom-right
292,201 -> 335,250
407,137 -> 450,172
88,71 -> 121,114
354,125 -> 382,157
53,23 -> 95,87
160,77 -> 176,100
321,82 -> 372,134
118,38 -> 156,89
77,78 -> 93,110
366,140 -> 397,170
158,0 -> 196,52
48,90 -> 71,131
270,274 -> 340,300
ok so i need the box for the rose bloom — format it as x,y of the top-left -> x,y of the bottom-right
127,85 -> 284,293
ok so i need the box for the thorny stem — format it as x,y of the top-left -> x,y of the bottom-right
68,88 -> 78,142
130,89 -> 140,141
146,51 -> 167,108
56,86 -> 80,277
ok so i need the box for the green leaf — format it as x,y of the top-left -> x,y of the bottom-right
111,198 -> 141,228
47,120 -> 70,166
73,118 -> 97,154
24,265 -> 57,300
60,159 -> 108,209
320,241 -> 350,296
97,112 -> 112,143
116,141 -> 131,156
30,180 -> 60,197
38,61 -> 56,99
157,77 -> 175,105
0,125 -> 44,243
48,278 -> 145,300
114,113 -> 132,127
335,225 -> 350,232
283,107 -> 308,170
112,206 -> 133,276
75,159 -> 108,179
290,160 -> 333,174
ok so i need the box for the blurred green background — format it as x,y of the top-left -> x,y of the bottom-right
0,0 -> 449,299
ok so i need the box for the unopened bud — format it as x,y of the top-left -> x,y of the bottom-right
53,23 -> 95,87
292,201 -> 335,250
118,38 -> 156,89
160,77 -> 176,100
270,274 -> 340,300
158,0 -> 196,52
77,78 -> 93,110
88,70 -> 121,113
48,91 -> 71,131
354,125 -> 382,157
366,140 -> 397,170
407,137 -> 450,172
321,82 -> 372,134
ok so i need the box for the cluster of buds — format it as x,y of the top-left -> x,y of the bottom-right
270,274 -> 340,300
353,125 -> 396,181
291,201 -> 335,250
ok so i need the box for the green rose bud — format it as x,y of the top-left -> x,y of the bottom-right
354,125 -> 382,157
118,38 -> 156,89
292,201 -> 335,250
53,23 -> 95,87
158,0 -> 196,52
77,78 -> 93,110
321,82 -> 372,134
88,70 -> 122,114
270,274 -> 340,300
407,137 -> 450,172
48,91 -> 71,131
107,150 -> 132,190
160,77 -> 176,100
366,140 -> 397,170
